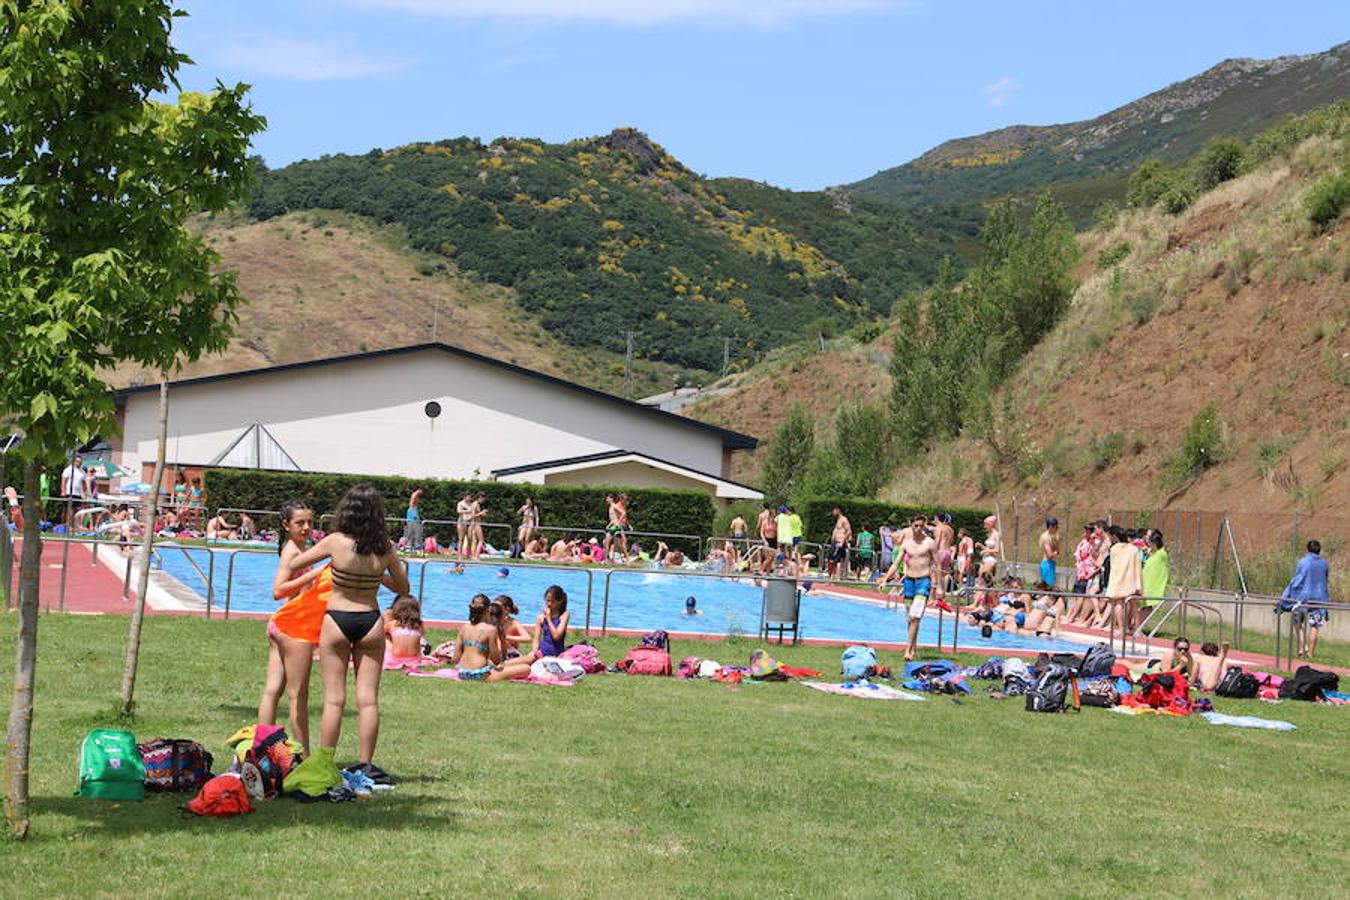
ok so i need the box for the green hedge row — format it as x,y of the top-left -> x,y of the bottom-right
798,498 -> 993,546
204,469 -> 713,555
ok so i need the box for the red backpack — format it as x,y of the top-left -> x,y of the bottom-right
185,773 -> 254,817
617,646 -> 672,676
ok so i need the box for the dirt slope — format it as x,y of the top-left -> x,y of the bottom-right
686,140 -> 1350,518
108,212 -> 679,396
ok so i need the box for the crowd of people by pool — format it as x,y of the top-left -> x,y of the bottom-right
2,467 -> 1338,669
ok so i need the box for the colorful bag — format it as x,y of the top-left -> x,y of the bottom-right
973,657 -> 1005,680
76,729 -> 146,801
1079,678 -> 1120,708
138,738 -> 214,793
560,643 -> 605,674
185,773 -> 253,817
748,649 -> 787,681
617,646 -> 672,676
639,630 -> 670,650
677,656 -> 702,679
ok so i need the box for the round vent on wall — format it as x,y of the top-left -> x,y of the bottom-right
424,401 -> 442,419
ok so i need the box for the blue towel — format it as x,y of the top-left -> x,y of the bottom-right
1200,712 -> 1296,731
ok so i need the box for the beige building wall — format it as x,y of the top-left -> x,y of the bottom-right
542,461 -> 717,495
118,348 -> 732,481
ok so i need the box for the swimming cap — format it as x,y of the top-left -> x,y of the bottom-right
497,567 -> 509,577
685,596 -> 696,608
983,515 -> 997,528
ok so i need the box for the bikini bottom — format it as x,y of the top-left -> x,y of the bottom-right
327,609 -> 382,644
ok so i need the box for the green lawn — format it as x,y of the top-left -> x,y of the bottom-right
1,613 -> 1348,898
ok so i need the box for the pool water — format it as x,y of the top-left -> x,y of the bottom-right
157,547 -> 1084,652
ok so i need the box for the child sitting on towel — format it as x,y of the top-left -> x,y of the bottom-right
384,595 -> 427,662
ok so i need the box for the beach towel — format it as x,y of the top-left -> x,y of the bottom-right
802,680 -> 927,701
1199,712 -> 1296,731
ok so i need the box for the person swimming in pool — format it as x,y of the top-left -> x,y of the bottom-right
287,484 -> 409,783
681,596 -> 703,616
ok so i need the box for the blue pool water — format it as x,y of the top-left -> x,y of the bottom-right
156,547 -> 1083,652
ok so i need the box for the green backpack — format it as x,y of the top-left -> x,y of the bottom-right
76,729 -> 146,801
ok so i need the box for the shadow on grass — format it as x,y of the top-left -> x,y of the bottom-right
34,789 -> 459,836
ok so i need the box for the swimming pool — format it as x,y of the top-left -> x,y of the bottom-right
155,547 -> 1083,652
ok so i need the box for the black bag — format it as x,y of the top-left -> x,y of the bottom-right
1278,665 -> 1339,702
1050,652 -> 1081,669
1078,642 -> 1116,678
1025,663 -> 1074,713
1214,666 -> 1259,699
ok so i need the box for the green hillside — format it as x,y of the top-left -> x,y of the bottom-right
248,130 -> 972,372
849,41 -> 1350,219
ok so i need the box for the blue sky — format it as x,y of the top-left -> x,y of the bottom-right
173,1 -> 1348,190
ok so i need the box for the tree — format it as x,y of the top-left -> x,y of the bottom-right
806,404 -> 891,499
760,404 -> 815,506
0,1 -> 265,838
1193,137 -> 1246,191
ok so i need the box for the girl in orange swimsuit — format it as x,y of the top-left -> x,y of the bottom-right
258,500 -> 328,752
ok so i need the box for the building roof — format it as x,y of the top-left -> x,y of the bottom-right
492,449 -> 763,501
113,343 -> 757,451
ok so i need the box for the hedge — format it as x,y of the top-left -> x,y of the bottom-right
798,498 -> 992,546
204,469 -> 714,555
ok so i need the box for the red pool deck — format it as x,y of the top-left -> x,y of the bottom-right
4,538 -> 1345,677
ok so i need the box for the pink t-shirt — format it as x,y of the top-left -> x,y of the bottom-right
591,545 -> 607,563
1075,538 -> 1097,581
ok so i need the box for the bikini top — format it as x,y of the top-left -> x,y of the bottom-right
463,638 -> 490,652
390,626 -> 421,639
330,565 -> 384,591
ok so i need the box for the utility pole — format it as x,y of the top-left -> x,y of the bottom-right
432,295 -> 440,342
623,331 -> 634,399
722,336 -> 732,379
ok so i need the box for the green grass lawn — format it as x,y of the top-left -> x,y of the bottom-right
1,613 -> 1348,898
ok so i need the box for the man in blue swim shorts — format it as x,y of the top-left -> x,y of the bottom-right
1038,517 -> 1060,589
896,515 -> 938,661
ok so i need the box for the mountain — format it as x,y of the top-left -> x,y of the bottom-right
687,111 -> 1350,520
848,41 -> 1350,218
246,130 -> 975,373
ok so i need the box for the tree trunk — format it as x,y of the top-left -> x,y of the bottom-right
4,461 -> 43,839
119,379 -> 169,716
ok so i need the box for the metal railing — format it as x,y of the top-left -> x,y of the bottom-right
412,557 -> 597,634
18,531 -> 1348,671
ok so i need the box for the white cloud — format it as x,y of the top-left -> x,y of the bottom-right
490,51 -> 560,70
207,35 -> 410,82
334,0 -> 906,27
980,75 -> 1019,108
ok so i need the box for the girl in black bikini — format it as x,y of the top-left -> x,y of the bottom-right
289,484 -> 408,783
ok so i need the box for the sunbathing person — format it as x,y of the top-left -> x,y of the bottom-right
1158,637 -> 1195,680
1190,641 -> 1231,691
206,513 -> 237,541
448,595 -> 534,681
384,595 -> 426,664
493,595 -> 532,659
1017,583 -> 1060,637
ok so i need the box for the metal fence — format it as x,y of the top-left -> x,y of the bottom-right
991,497 -> 1347,598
